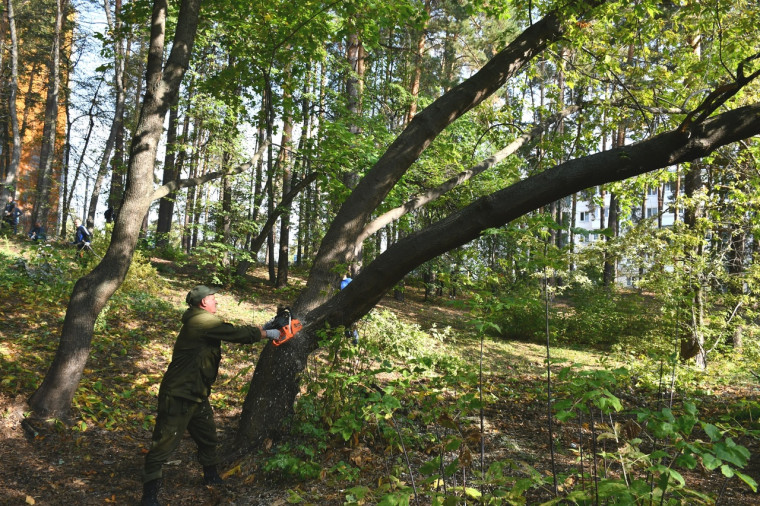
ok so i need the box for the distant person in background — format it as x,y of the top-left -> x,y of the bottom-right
2,196 -> 17,232
28,222 -> 45,241
104,206 -> 114,223
10,203 -> 22,234
340,273 -> 359,345
72,218 -> 91,251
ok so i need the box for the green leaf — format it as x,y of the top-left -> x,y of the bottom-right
420,457 -> 440,475
701,422 -> 722,442
702,453 -> 722,471
674,453 -> 697,469
733,469 -> 759,493
714,438 -> 751,468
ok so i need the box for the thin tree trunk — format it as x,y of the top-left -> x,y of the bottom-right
603,192 -> 618,286
344,29 -> 366,191
155,97 -> 181,247
31,0 -> 66,231
657,183 -> 664,228
276,81 -> 294,287
406,0 -> 430,124
61,81 -> 103,235
0,0 -> 21,202
681,161 -> 707,367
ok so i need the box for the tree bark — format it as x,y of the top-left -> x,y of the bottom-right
29,0 -> 201,419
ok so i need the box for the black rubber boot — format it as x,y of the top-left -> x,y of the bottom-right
203,465 -> 224,485
140,478 -> 162,506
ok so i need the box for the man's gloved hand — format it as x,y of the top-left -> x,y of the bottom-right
263,306 -> 291,330
264,329 -> 282,340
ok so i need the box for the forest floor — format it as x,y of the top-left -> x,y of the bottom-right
1,236 -> 759,505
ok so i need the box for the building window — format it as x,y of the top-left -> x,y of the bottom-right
579,211 -> 593,222
646,207 -> 658,218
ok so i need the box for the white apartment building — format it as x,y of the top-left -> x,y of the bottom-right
570,180 -> 682,285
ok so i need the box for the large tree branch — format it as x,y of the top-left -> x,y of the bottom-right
354,106 -> 581,250
296,1 -> 607,313
150,140 -> 269,201
318,102 -> 760,328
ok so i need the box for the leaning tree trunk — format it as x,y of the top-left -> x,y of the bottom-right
234,101 -> 760,446
236,1 -> 606,447
235,0 -> 760,447
292,5 -> 584,316
29,0 -> 201,419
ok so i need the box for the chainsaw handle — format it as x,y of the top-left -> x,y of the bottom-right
272,319 -> 303,347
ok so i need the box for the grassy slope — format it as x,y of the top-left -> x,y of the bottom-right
0,235 -> 758,505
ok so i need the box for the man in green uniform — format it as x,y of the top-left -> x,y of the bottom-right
141,285 -> 283,506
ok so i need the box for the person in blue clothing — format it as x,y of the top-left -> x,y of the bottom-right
3,196 -> 20,233
72,218 -> 91,251
28,222 -> 45,241
341,273 -> 359,345
10,203 -> 22,234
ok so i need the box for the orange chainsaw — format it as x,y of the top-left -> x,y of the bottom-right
263,306 -> 303,346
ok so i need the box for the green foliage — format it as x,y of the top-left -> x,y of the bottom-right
121,249 -> 166,294
358,309 -> 455,362
556,287 -> 663,349
262,441 -> 323,481
188,241 -> 240,286
551,362 -> 758,504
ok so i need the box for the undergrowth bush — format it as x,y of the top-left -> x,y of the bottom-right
121,249 -> 166,294
190,241 -> 255,286
555,287 -> 663,349
492,287 -> 547,342
359,309 -> 455,362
